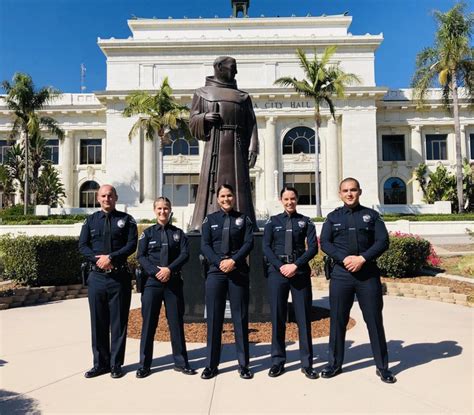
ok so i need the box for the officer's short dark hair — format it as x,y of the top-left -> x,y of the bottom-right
217,184 -> 234,196
280,186 -> 299,199
153,196 -> 172,209
339,177 -> 361,190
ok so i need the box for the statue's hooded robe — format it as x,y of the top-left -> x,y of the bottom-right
189,76 -> 259,231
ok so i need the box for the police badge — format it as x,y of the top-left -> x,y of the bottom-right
235,217 -> 244,227
298,220 -> 306,228
117,219 -> 126,228
173,232 -> 180,242
363,214 -> 371,223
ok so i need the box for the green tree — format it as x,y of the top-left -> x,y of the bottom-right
412,2 -> 473,212
36,162 -> 66,207
274,46 -> 361,216
0,164 -> 15,207
123,77 -> 191,196
412,161 -> 473,211
1,73 -> 64,214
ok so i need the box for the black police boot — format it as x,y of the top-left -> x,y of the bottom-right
268,363 -> 285,378
238,366 -> 254,379
321,365 -> 342,379
201,367 -> 218,379
174,365 -> 197,375
110,365 -> 123,379
136,367 -> 151,378
301,367 -> 319,379
84,366 -> 110,378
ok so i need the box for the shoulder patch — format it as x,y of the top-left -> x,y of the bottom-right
82,218 -> 88,226
139,232 -> 145,240
129,217 -> 137,225
202,217 -> 208,224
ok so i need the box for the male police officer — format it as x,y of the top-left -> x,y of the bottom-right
79,184 -> 138,379
320,178 -> 396,383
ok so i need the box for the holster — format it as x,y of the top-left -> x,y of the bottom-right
135,267 -> 147,293
323,255 -> 335,280
81,262 -> 91,286
199,254 -> 209,279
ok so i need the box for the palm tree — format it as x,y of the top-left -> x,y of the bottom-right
123,77 -> 191,197
275,46 -> 361,216
412,2 -> 473,213
1,73 -> 64,214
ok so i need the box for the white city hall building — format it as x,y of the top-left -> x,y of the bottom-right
1,12 -> 473,227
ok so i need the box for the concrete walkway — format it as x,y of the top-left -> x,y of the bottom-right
1,292 -> 472,414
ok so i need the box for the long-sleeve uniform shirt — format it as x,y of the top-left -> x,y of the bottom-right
320,204 -> 389,278
201,209 -> 254,273
79,210 -> 138,267
137,224 -> 189,276
263,212 -> 318,275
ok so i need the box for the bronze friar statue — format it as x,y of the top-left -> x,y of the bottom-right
189,56 -> 259,231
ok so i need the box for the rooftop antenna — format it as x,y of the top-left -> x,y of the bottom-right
80,63 -> 87,92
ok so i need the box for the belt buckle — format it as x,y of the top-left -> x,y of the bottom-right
105,268 -> 112,274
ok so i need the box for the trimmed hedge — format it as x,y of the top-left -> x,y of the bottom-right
0,235 -> 83,286
377,233 -> 431,278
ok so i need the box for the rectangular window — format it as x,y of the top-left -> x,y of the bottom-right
0,140 -> 11,164
382,135 -> 405,161
44,139 -> 59,164
283,172 -> 317,205
162,174 -> 199,207
426,134 -> 447,160
470,134 -> 474,160
80,139 -> 102,164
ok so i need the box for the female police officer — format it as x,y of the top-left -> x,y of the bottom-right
136,197 -> 196,378
200,184 -> 254,380
263,186 -> 318,379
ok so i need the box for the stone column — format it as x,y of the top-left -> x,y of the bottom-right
265,116 -> 278,201
325,117 -> 339,203
410,125 -> 424,203
60,130 -> 74,207
143,136 -> 156,203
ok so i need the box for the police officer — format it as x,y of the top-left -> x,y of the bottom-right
136,197 -> 196,378
319,177 -> 396,383
263,186 -> 318,379
79,184 -> 138,379
200,184 -> 254,380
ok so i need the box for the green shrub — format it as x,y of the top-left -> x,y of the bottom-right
309,250 -> 325,276
377,232 -> 431,278
0,205 -> 35,217
0,234 -> 83,286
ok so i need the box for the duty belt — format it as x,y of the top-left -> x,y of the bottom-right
91,264 -> 128,274
278,254 -> 296,264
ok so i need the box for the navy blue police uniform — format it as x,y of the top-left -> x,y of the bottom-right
137,223 -> 191,371
320,204 -> 390,372
263,212 -> 317,370
79,209 -> 138,372
201,209 -> 254,371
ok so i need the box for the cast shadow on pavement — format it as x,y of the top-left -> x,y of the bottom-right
0,390 -> 41,415
337,339 -> 463,375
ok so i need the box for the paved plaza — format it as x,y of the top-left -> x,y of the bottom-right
1,287 -> 472,414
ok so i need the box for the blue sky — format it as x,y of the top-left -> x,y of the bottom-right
0,0 -> 469,93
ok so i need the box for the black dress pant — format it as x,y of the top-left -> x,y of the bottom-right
268,271 -> 313,368
329,268 -> 388,370
205,269 -> 249,369
139,277 -> 189,369
87,270 -> 132,368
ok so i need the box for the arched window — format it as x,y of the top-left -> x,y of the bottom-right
80,181 -> 100,208
163,129 -> 199,156
282,127 -> 318,154
383,177 -> 407,204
